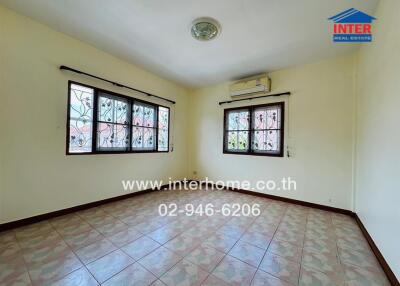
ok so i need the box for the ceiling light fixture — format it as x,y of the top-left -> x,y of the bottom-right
191,17 -> 221,41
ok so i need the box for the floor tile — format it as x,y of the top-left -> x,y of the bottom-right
48,267 -> 98,286
164,234 -> 201,257
303,238 -> 337,256
160,260 -> 208,286
259,252 -> 300,285
28,251 -> 83,286
102,263 -> 157,286
0,240 -> 21,259
343,263 -> 390,286
0,271 -> 31,286
0,189 -> 389,286
50,215 -> 84,229
107,227 -> 142,247
299,265 -> 343,286
15,222 -> 54,240
84,214 -> 115,228
228,241 -> 265,267
267,239 -> 302,263
56,222 -> 93,237
74,238 -> 117,264
217,225 -> 247,240
212,255 -> 257,286
0,231 -> 17,244
201,274 -> 231,286
121,236 -> 161,260
147,225 -> 183,244
273,229 -> 304,246
336,237 -> 371,254
86,250 -> 134,283
247,223 -> 278,237
23,239 -> 70,266
240,230 -> 272,250
251,270 -> 294,286
63,229 -> 103,251
94,220 -> 128,237
184,244 -> 225,273
203,233 -> 238,253
302,248 -> 341,274
138,246 -> 182,277
0,256 -> 30,285
18,231 -> 62,250
338,248 -> 380,270
151,279 -> 167,286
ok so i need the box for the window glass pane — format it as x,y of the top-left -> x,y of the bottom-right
266,107 -> 280,129
158,107 -> 169,130
132,104 -> 144,126
228,112 -> 238,130
226,131 -> 248,151
227,110 -> 249,131
158,107 -> 169,151
98,94 -> 129,124
252,103 -> 282,154
238,131 -> 249,150
227,131 -> 238,150
70,84 -> 94,120
115,100 -> 129,124
132,127 -> 143,149
69,119 -> 92,153
254,109 -> 266,130
238,111 -> 249,130
133,102 -> 156,128
143,128 -> 155,149
266,130 -> 280,151
158,128 -> 168,151
252,130 -> 266,151
97,123 -> 129,150
131,126 -> 156,150
144,106 -> 156,127
69,84 -> 94,153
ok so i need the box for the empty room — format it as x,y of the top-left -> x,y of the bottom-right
0,0 -> 399,285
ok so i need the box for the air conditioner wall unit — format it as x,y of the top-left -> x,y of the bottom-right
229,74 -> 271,97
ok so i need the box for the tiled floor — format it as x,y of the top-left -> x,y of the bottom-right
0,188 -> 390,286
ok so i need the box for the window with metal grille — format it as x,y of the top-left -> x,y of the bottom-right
223,102 -> 284,157
67,81 -> 170,154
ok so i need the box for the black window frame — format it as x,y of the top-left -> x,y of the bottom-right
223,102 -> 284,157
66,81 -> 170,155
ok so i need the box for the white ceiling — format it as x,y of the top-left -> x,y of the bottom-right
1,0 -> 379,88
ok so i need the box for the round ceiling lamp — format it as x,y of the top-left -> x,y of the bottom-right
191,17 -> 221,41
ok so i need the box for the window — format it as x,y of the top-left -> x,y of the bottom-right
67,82 -> 170,154
223,102 -> 284,157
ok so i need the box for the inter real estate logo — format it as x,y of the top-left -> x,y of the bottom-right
328,8 -> 376,42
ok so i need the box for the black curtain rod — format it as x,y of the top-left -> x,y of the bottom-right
60,65 -> 176,104
218,92 -> 291,105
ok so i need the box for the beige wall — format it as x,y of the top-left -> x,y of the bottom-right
0,6 -> 190,224
355,0 -> 400,279
188,55 -> 356,210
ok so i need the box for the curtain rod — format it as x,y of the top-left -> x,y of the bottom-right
219,92 -> 291,105
60,65 -> 176,105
